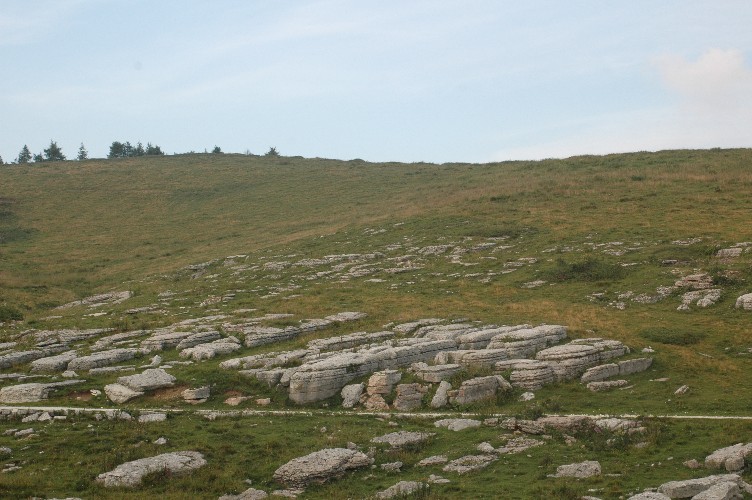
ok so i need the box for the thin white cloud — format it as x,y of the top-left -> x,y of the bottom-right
493,48 -> 752,161
0,0 -> 94,46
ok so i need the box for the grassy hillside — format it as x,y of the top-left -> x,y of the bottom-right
1,149 -> 752,498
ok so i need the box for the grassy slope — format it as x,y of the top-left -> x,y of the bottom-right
1,149 -> 752,498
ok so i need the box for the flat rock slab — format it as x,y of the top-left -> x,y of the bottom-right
117,368 -> 176,392
370,431 -> 435,448
273,448 -> 373,487
434,418 -> 482,431
104,383 -> 145,404
658,473 -> 742,498
551,460 -> 601,478
374,480 -> 424,499
442,454 -> 496,474
705,442 -> 752,472
96,451 -> 206,488
219,487 -> 269,499
0,380 -> 83,403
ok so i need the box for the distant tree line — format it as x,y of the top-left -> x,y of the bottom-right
107,141 -> 164,158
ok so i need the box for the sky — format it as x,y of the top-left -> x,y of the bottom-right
1,0 -> 752,163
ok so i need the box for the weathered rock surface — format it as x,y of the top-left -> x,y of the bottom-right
735,293 -> 752,311
486,325 -> 567,358
587,380 -> 629,391
497,359 -> 555,390
448,375 -> 510,405
29,351 -> 78,373
219,487 -> 269,499
551,460 -> 601,478
95,451 -> 206,487
179,337 -> 241,360
308,331 -> 394,353
434,418 -> 482,431
117,368 -> 176,392
627,493 -> 671,500
182,386 -> 210,401
414,363 -> 461,383
535,339 -> 628,381
582,357 -> 653,382
430,381 -> 452,408
340,383 -> 364,408
104,383 -> 144,404
417,455 -> 448,467
691,481 -> 742,500
392,383 -> 428,411
705,443 -> 752,472
0,380 -> 82,403
67,349 -> 138,372
141,332 -> 194,351
175,331 -> 221,351
0,349 -> 64,370
658,474 -> 742,498
374,481 -> 424,499
370,431 -> 434,448
442,454 -> 496,474
272,448 -> 373,487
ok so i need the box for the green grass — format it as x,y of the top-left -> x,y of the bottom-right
2,149 -> 752,497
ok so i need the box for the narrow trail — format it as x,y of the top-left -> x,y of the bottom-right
3,405 -> 752,421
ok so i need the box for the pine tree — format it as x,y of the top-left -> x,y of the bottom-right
77,143 -> 88,160
43,140 -> 66,162
32,152 -> 44,163
17,145 -> 32,164
265,146 -> 280,157
212,146 -> 222,154
133,142 -> 145,156
0,155 -> 3,165
145,143 -> 163,155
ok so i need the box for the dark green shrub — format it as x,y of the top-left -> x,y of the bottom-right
0,305 -> 23,322
639,327 -> 706,346
544,257 -> 626,282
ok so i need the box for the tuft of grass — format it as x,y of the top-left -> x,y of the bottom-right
544,257 -> 627,283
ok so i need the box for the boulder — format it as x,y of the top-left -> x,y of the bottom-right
448,375 -> 510,405
367,370 -> 402,395
430,381 -> 452,408
175,331 -> 221,351
117,368 -> 176,392
691,481 -> 742,500
272,448 -> 373,487
587,380 -> 629,392
626,493 -> 671,500
95,451 -> 206,488
497,359 -> 555,390
29,350 -> 78,373
179,337 -> 241,360
67,349 -> 138,372
392,383 -> 428,411
705,443 -> 752,472
219,487 -> 269,500
374,481 -> 424,499
370,431 -> 434,448
658,474 -> 742,498
0,380 -> 82,403
551,460 -> 601,478
442,454 -> 496,474
340,383 -> 364,408
735,293 -> 752,311
414,363 -> 462,383
104,383 -> 144,404
182,386 -> 210,401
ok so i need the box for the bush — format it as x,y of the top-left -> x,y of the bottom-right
544,257 -> 626,282
0,305 -> 23,322
639,327 -> 706,346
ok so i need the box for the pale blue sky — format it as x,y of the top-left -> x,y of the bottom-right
2,1 -> 751,163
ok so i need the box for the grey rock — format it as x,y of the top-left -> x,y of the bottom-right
448,375 -> 510,405
340,383 -> 364,408
183,386 -> 210,401
442,454 -> 496,474
705,443 -> 752,472
141,331 -> 194,351
154,437 -> 167,445
374,480 -> 424,499
67,348 -> 138,371
433,418 -> 482,431
587,380 -> 629,392
675,385 -> 690,395
370,431 -> 434,448
179,337 -> 241,360
117,368 -> 176,392
551,460 -> 601,478
427,474 -> 450,484
0,380 -> 82,403
735,293 -> 752,311
417,455 -> 448,467
272,448 -> 373,487
219,487 -> 269,499
367,370 -> 402,395
29,350 -> 78,373
627,493 -> 671,500
392,383 -> 428,411
104,383 -> 144,404
658,474 -> 741,498
308,331 -> 395,353
324,311 -> 367,322
138,413 -> 167,423
379,461 -> 403,472
96,451 -> 206,487
175,331 -> 221,351
485,325 -> 567,358
498,359 -> 555,390
0,350 -> 50,370
414,363 -> 461,383
691,481 -> 741,500
430,381 -> 452,408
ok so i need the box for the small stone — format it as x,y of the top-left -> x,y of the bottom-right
255,398 -> 271,406
379,461 -> 402,472
417,455 -> 448,467
519,392 -> 535,401
427,474 -> 450,484
218,487 -> 269,500
551,460 -> 601,478
374,480 -> 424,499
138,413 -> 167,423
674,385 -> 689,395
683,459 -> 702,469
433,418 -> 482,431
154,437 -> 168,445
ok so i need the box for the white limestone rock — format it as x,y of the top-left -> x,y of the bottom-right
433,418 -> 482,431
272,448 -> 373,487
370,431 -> 434,448
735,293 -> 752,311
658,474 -> 742,498
340,383 -> 364,408
374,481 -> 424,499
180,337 -> 241,360
104,383 -> 145,404
95,451 -> 206,488
448,375 -> 510,405
430,381 -> 452,409
705,443 -> 752,472
117,368 -> 176,392
392,383 -> 428,411
29,350 -> 78,373
67,349 -> 138,371
551,460 -> 601,478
